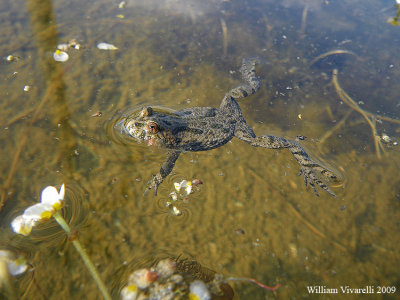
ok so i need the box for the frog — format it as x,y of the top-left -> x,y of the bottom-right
121,58 -> 338,196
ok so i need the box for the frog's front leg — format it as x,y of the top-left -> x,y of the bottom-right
235,124 -> 338,196
145,150 -> 181,195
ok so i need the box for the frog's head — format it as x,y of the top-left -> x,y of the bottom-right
122,107 -> 162,145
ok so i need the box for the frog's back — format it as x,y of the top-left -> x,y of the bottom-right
171,107 -> 236,151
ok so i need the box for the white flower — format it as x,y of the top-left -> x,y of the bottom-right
53,50 -> 69,62
0,250 -> 28,276
189,280 -> 211,300
11,214 -> 36,236
120,285 -> 138,300
174,180 -> 192,195
169,191 -> 178,201
11,184 -> 65,236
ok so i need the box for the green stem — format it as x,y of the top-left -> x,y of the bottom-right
53,212 -> 112,300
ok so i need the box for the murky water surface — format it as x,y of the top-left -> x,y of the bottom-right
1,0 -> 400,299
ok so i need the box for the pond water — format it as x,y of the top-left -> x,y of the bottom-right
1,0 -> 400,299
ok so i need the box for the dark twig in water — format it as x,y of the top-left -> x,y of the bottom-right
286,200 -> 348,252
309,49 -> 357,67
318,109 -> 353,151
220,18 -> 228,56
299,4 -> 309,39
5,108 -> 36,126
226,277 -> 282,292
331,69 -> 385,159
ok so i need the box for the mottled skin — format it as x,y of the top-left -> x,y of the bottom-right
122,59 -> 338,196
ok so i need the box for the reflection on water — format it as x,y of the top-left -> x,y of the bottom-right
0,0 -> 399,299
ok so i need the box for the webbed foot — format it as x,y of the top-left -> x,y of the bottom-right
298,163 -> 338,197
143,151 -> 181,197
144,175 -> 160,196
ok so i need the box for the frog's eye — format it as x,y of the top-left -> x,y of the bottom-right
147,122 -> 159,133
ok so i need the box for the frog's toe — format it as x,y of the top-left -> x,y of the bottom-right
299,167 -> 336,197
144,176 -> 160,196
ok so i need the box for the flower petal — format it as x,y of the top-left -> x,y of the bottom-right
0,250 -> 28,276
11,215 -> 34,236
41,186 -> 59,204
120,285 -> 138,300
97,42 -> 118,50
24,203 -> 52,220
59,184 -> 65,201
8,257 -> 28,276
190,280 -> 211,300
174,182 -> 181,192
185,181 -> 192,195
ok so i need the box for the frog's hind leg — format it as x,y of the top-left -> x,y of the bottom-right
219,58 -> 261,115
235,123 -> 338,197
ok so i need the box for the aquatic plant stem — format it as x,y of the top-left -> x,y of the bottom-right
53,212 -> 112,300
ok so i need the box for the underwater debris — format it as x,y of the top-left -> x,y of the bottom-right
53,49 -> 69,62
97,42 -> 118,50
68,39 -> 81,50
128,269 -> 159,289
381,133 -> 391,143
23,85 -> 31,92
91,111 -> 102,117
57,39 -> 81,51
57,43 -> 69,51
